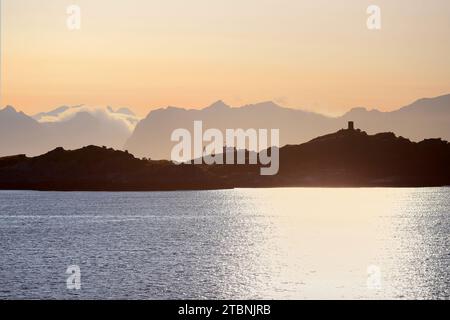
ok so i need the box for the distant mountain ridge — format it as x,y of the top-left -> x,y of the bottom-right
1,93 -> 450,159
125,93 -> 450,160
0,105 -> 136,157
33,105 -> 83,122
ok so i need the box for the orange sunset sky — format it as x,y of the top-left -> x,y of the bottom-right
1,0 -> 450,116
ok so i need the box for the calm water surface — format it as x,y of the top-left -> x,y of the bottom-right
0,188 -> 449,299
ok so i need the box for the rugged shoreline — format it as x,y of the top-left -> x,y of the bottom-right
1,129 -> 449,191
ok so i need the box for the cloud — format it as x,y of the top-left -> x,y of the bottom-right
34,105 -> 141,132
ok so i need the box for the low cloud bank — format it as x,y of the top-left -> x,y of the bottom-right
34,105 -> 141,132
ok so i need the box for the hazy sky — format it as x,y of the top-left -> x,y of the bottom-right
1,0 -> 450,116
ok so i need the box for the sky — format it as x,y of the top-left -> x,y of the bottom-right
1,0 -> 450,116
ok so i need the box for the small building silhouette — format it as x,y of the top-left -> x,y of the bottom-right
348,121 -> 355,130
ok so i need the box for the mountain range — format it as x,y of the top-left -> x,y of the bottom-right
126,93 -> 450,159
1,93 -> 450,159
0,105 -> 138,157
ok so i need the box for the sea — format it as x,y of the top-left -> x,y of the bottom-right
0,188 -> 449,299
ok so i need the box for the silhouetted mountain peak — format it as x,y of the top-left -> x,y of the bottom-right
36,145 -> 137,165
399,93 -> 450,113
414,93 -> 450,104
1,105 -> 18,114
308,127 -> 367,144
44,147 -> 66,156
343,107 -> 383,117
314,127 -> 411,146
35,106 -> 70,117
347,107 -> 367,113
33,105 -> 85,122
204,100 -> 230,111
165,106 -> 186,112
238,101 -> 283,111
0,105 -> 38,123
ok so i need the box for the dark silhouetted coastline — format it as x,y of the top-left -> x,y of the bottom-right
1,128 -> 449,191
